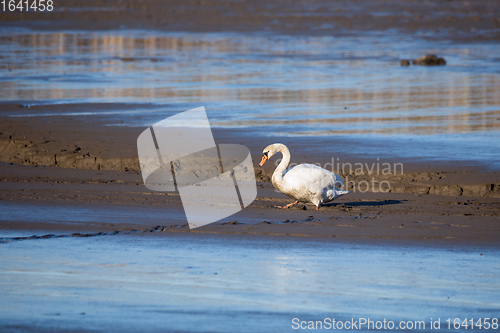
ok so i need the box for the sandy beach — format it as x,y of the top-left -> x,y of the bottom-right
1,1 -> 500,332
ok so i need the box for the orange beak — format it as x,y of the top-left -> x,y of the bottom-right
259,155 -> 268,167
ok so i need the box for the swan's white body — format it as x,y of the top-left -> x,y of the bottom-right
260,143 -> 348,210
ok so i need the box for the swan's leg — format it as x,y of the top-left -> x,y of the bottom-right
284,201 -> 299,209
316,205 -> 320,211
274,201 -> 299,209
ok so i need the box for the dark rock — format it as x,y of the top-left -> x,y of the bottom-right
221,221 -> 239,225
400,59 -> 410,66
412,54 -> 446,66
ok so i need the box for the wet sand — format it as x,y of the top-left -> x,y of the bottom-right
1,103 -> 499,245
1,163 -> 499,245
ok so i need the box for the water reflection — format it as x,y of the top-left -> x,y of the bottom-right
0,232 -> 499,332
0,30 -> 499,137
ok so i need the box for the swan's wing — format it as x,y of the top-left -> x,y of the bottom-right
283,164 -> 344,195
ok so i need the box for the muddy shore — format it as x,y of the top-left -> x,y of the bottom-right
1,102 -> 499,245
1,0 -> 499,244
1,102 -> 499,197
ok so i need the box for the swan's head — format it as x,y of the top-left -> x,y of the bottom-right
259,143 -> 285,166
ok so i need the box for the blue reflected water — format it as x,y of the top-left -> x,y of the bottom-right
0,29 -> 499,166
0,233 -> 498,332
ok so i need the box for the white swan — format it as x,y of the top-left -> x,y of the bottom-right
259,143 -> 349,210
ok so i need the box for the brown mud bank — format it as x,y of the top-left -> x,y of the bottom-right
1,103 -> 499,199
0,162 -> 499,245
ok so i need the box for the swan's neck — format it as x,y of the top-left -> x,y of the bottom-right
272,144 -> 291,189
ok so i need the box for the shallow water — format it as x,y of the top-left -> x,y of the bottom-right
0,29 -> 499,166
0,232 -> 499,332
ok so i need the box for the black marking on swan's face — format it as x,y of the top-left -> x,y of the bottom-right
259,151 -> 270,167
